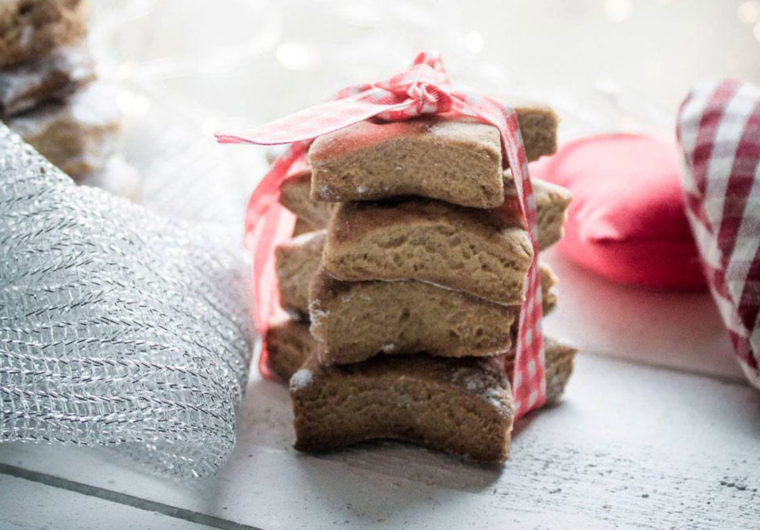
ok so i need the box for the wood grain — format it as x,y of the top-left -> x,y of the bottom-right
0,474 -> 215,530
1,354 -> 758,529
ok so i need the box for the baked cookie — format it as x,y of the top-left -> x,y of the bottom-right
78,155 -> 141,202
308,114 -> 505,208
322,197 -> 533,305
504,171 -> 572,250
276,228 -> 557,318
541,336 -> 577,404
0,41 -> 94,116
267,318 -> 577,404
278,166 -> 570,251
280,171 -> 335,228
310,268 -> 518,364
514,103 -> 558,162
541,261 -> 558,314
0,0 -> 88,67
7,83 -> 120,178
308,108 -> 557,208
275,230 -> 325,318
292,217 -> 318,236
290,352 -> 514,464
266,317 -> 315,381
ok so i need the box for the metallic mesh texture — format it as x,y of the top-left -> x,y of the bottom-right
0,124 -> 254,478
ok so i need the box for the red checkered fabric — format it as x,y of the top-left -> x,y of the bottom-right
218,52 -> 546,418
678,79 -> 760,389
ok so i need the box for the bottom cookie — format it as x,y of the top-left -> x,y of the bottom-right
291,351 -> 514,464
265,319 -> 577,463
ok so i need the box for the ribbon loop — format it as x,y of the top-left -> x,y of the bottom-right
392,81 -> 452,118
374,51 -> 453,119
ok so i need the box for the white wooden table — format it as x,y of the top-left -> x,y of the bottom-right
2,249 -> 759,530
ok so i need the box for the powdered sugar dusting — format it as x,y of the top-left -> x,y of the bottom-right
318,185 -> 336,200
450,365 -> 511,414
309,302 -> 328,324
290,368 -> 314,390
308,302 -> 328,338
19,26 -> 33,48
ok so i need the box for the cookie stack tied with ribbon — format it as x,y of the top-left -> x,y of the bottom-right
0,0 -> 140,200
218,52 -> 576,464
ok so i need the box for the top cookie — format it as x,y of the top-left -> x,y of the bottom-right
308,114 -> 504,209
0,0 -> 88,67
308,106 -> 558,208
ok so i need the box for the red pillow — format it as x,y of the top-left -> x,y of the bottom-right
530,133 -> 706,290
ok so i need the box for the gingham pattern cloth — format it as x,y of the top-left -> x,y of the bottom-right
218,52 -> 546,418
678,79 -> 760,389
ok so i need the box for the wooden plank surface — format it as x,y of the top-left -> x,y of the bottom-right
1,353 -> 758,529
0,474 -> 214,530
0,210 -> 754,529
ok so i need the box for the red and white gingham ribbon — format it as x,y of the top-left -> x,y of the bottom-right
678,79 -> 760,389
218,52 -> 546,418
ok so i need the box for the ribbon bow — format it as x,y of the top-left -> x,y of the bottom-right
218,51 -> 546,419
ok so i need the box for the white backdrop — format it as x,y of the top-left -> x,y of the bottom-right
90,0 -> 760,139
85,0 -> 760,241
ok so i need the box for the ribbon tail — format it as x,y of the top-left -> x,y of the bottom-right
216,90 -> 414,146
451,91 -> 547,418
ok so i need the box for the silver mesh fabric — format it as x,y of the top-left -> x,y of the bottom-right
0,124 -> 254,478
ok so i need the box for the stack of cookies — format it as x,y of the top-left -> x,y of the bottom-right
0,0 -> 140,200
267,105 -> 575,463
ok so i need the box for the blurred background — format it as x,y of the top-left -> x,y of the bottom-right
91,0 -> 759,137
77,0 -> 755,378
85,0 -> 760,239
